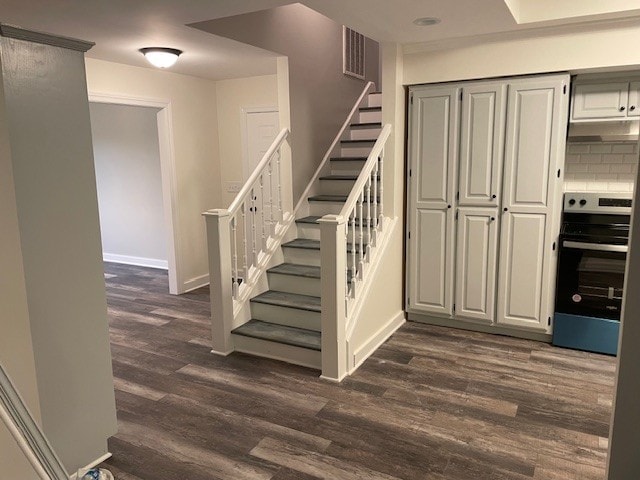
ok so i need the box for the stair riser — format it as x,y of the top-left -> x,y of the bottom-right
367,93 -> 382,108
232,335 -> 322,369
349,127 -> 381,141
341,145 -> 373,157
330,159 -> 366,176
309,201 -> 345,216
267,273 -> 321,297
358,110 -> 382,123
250,302 -> 321,331
319,179 -> 356,195
283,246 -> 321,266
297,223 -> 374,243
319,179 -> 381,196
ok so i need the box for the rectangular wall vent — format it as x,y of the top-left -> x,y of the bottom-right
343,26 -> 365,80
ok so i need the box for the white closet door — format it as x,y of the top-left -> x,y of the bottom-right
455,208 -> 498,322
407,86 -> 460,316
458,83 -> 507,207
497,76 -> 569,330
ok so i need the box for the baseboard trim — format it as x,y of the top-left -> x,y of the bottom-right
69,452 -> 112,480
210,348 -> 234,357
350,311 -> 406,373
407,312 -> 552,343
182,274 -> 209,293
103,253 -> 168,270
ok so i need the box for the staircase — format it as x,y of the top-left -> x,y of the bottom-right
232,92 -> 382,369
204,84 -> 392,380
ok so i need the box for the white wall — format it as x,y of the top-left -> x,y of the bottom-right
403,22 -> 640,86
90,102 -> 168,268
215,74 -> 278,207
85,58 -> 220,292
0,55 -> 41,480
565,142 -> 638,192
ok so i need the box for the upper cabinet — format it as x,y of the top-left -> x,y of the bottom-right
571,81 -> 640,121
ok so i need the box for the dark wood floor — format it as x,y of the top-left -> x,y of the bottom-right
99,263 -> 616,480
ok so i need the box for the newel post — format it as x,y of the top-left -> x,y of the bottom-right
203,209 -> 234,355
319,214 -> 348,381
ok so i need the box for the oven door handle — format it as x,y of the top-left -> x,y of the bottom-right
563,240 -> 628,253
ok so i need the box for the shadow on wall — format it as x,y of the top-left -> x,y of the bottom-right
190,2 -> 380,203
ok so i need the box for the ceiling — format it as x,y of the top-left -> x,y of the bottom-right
1,0 -> 639,81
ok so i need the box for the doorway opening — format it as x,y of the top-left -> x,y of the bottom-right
89,93 -> 180,294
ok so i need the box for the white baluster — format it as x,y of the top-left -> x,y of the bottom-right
276,151 -> 283,223
251,188 -> 257,269
378,153 -> 384,227
268,159 -> 275,237
260,174 -> 266,251
358,191 -> 364,275
351,209 -> 356,296
366,176 -> 372,258
241,203 -> 248,281
373,160 -> 379,239
231,215 -> 239,298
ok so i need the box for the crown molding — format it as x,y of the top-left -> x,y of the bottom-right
403,15 -> 640,55
0,24 -> 94,52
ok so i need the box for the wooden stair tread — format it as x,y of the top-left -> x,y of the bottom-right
251,290 -> 321,312
296,216 -> 376,227
330,156 -> 368,161
283,237 -> 367,253
232,320 -> 321,351
350,122 -> 382,129
359,106 -> 382,111
267,263 -> 320,279
341,139 -> 376,144
308,194 -> 348,203
319,174 -> 379,181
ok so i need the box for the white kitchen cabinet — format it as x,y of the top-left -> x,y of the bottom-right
497,77 -> 568,330
571,82 -> 630,120
455,208 -> 498,323
628,81 -> 640,117
407,74 -> 569,338
407,86 -> 460,316
458,82 -> 507,207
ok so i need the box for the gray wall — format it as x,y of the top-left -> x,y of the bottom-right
191,3 -> 380,202
0,35 -> 117,473
0,54 -> 41,480
90,102 -> 167,267
607,161 -> 640,477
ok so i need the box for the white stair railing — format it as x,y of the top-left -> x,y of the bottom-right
203,128 -> 293,355
319,124 -> 392,381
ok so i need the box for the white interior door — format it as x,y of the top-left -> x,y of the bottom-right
243,109 -> 279,269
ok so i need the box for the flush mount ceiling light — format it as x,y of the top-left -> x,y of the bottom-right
413,17 -> 441,26
139,47 -> 182,68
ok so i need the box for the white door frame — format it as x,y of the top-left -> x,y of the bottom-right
88,92 -> 181,295
240,106 -> 279,180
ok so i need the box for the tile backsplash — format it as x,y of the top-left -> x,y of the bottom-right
564,142 -> 638,193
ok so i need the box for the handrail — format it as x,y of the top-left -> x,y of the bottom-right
229,127 -> 290,215
294,81 -> 375,213
339,124 -> 392,218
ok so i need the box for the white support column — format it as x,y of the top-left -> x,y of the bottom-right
203,209 -> 235,356
319,215 -> 348,382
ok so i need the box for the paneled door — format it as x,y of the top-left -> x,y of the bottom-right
455,208 -> 498,322
571,82 -> 629,120
497,75 -> 569,330
407,86 -> 460,316
458,82 -> 507,207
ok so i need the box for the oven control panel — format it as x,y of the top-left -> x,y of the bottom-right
564,192 -> 632,214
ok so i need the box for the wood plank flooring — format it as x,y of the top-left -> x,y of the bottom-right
99,263 -> 616,480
